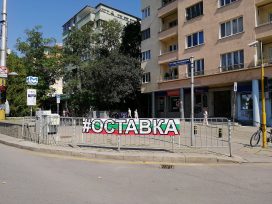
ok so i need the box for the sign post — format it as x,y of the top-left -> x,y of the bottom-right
56,94 -> 60,115
169,57 -> 194,146
190,57 -> 195,146
27,89 -> 36,117
233,82 -> 237,125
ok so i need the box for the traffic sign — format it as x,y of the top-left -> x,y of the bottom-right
26,76 -> 38,86
56,94 -> 61,104
27,89 -> 37,106
169,59 -> 190,67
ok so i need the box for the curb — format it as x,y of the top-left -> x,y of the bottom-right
0,135 -> 245,164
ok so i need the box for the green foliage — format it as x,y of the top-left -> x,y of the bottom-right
63,20 -> 142,114
16,26 -> 63,107
82,51 -> 142,110
120,21 -> 141,59
6,53 -> 29,116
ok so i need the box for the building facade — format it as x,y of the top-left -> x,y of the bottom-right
141,0 -> 272,125
62,3 -> 139,41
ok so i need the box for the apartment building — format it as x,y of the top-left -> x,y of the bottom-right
62,3 -> 139,41
141,0 -> 272,125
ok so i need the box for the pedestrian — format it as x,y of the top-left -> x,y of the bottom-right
134,109 -> 139,119
203,107 -> 208,125
128,108 -> 132,118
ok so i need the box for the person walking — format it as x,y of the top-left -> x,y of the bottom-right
203,107 -> 208,125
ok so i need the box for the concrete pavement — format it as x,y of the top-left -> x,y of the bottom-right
0,143 -> 272,204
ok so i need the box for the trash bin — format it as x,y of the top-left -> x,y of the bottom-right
0,110 -> 5,120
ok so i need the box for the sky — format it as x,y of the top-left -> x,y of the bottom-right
6,0 -> 141,51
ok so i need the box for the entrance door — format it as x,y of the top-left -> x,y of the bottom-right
214,91 -> 231,118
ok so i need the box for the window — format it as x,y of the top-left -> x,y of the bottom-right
188,59 -> 204,76
187,31 -> 204,48
220,17 -> 243,38
169,44 -> 178,52
142,7 -> 150,19
221,50 -> 244,71
269,13 -> 272,22
219,0 -> 238,7
141,50 -> 151,61
142,72 -> 151,83
141,28 -> 150,41
186,1 -> 203,21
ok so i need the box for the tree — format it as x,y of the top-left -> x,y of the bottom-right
6,53 -> 29,116
93,20 -> 123,57
82,51 -> 142,110
63,20 -> 142,114
16,26 -> 63,108
120,21 -> 141,59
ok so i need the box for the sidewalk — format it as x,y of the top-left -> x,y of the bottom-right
231,125 -> 272,163
1,130 -> 271,164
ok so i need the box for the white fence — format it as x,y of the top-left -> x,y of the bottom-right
21,117 -> 232,157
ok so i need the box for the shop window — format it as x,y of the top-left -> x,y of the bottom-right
241,94 -> 253,110
169,96 -> 180,112
159,97 -> 165,112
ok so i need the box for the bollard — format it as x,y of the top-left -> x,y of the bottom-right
117,135 -> 121,151
218,128 -> 222,138
194,125 -> 197,135
228,120 -> 232,157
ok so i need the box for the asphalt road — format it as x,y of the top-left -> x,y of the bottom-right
0,143 -> 272,204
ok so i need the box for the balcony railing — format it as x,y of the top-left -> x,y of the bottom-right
256,58 -> 272,66
219,64 -> 245,72
158,0 -> 178,18
162,74 -> 179,81
187,70 -> 205,77
158,50 -> 178,64
159,25 -> 178,41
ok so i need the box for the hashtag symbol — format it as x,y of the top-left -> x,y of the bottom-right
82,118 -> 91,133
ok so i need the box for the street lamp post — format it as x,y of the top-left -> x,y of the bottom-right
0,0 -> 7,68
249,40 -> 267,148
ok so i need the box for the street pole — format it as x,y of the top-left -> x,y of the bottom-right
190,57 -> 194,146
0,0 -> 7,68
260,41 -> 267,148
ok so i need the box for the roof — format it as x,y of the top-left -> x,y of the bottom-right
63,3 -> 141,27
95,3 -> 141,21
62,5 -> 93,27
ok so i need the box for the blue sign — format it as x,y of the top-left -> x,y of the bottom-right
26,76 -> 38,86
169,59 -> 191,67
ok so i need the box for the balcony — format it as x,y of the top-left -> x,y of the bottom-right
255,22 -> 272,39
158,0 -> 178,18
255,0 -> 272,6
255,2 -> 272,39
159,25 -> 178,41
158,51 -> 178,64
162,74 -> 179,82
77,13 -> 95,29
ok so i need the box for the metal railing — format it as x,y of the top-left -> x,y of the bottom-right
19,117 -> 232,156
